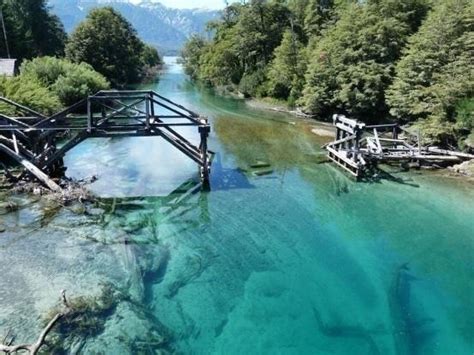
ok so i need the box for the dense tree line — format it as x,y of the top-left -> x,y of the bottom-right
182,0 -> 473,147
0,1 -> 162,89
0,0 -> 66,60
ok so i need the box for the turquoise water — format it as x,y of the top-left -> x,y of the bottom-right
0,57 -> 473,354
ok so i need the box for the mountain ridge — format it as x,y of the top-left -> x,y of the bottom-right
48,0 -> 220,55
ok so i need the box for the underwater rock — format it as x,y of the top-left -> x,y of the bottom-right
41,283 -> 121,353
165,252 -> 208,299
79,301 -> 173,354
0,200 -> 19,215
69,203 -> 86,215
38,201 -> 62,226
86,207 -> 105,217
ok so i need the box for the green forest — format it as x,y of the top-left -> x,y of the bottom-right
0,0 -> 162,114
182,0 -> 473,149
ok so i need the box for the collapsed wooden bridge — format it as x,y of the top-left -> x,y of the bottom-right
0,90 -> 212,191
325,114 -> 474,178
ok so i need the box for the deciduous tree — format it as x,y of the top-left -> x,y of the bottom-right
66,7 -> 145,87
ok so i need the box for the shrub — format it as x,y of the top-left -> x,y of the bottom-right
0,75 -> 61,116
21,57 -> 110,106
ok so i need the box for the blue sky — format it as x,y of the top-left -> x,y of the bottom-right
131,0 -> 228,9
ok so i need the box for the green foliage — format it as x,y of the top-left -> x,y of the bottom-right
239,67 -> 268,98
455,98 -> 474,131
182,0 -> 472,148
181,35 -> 208,81
65,7 -> 146,87
0,0 -> 66,60
0,75 -> 61,115
300,0 -> 430,121
20,57 -> 110,106
198,28 -> 243,87
183,1 -> 291,93
267,30 -> 307,104
141,44 -> 162,68
304,0 -> 336,38
387,0 -> 473,143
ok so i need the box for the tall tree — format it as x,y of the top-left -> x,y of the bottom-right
300,0 -> 430,121
181,35 -> 208,81
66,7 -> 145,87
303,0 -> 335,38
267,29 -> 307,104
0,0 -> 66,60
185,1 -> 291,96
387,0 -> 473,144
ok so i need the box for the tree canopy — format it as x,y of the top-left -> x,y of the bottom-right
20,56 -> 110,106
300,0 -> 431,121
182,0 -> 474,147
0,0 -> 66,60
65,7 -> 159,87
387,0 -> 473,144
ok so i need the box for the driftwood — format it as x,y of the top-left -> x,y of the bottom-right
0,290 -> 70,355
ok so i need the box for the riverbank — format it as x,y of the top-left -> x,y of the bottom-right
245,98 -> 336,138
245,97 -> 313,118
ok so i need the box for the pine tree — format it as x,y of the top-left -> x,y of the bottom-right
387,0 -> 473,144
300,0 -> 430,121
304,0 -> 335,38
267,29 -> 307,104
0,0 -> 66,60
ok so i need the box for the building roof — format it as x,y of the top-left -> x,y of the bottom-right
0,59 -> 17,76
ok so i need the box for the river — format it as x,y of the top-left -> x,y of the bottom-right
0,57 -> 473,354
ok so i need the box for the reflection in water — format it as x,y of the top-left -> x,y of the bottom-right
0,57 -> 473,354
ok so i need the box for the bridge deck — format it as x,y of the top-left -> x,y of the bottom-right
0,90 -> 212,191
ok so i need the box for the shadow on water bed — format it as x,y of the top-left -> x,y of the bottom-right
0,57 -> 473,354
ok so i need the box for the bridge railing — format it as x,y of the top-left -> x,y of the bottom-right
0,90 -> 212,190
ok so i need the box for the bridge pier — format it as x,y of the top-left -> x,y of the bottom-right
199,122 -> 211,190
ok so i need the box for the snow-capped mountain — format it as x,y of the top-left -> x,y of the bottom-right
48,0 -> 220,54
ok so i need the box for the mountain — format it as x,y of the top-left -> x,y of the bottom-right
48,0 -> 220,55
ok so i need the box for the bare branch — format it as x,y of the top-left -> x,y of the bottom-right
0,291 -> 71,354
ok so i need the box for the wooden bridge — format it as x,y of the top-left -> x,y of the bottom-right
0,90 -> 212,191
325,114 -> 474,178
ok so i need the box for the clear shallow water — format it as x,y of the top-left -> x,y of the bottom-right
0,57 -> 473,354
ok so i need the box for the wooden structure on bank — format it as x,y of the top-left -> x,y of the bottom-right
0,90 -> 212,191
326,114 -> 474,178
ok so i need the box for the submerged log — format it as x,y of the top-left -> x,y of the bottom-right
0,291 -> 70,355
